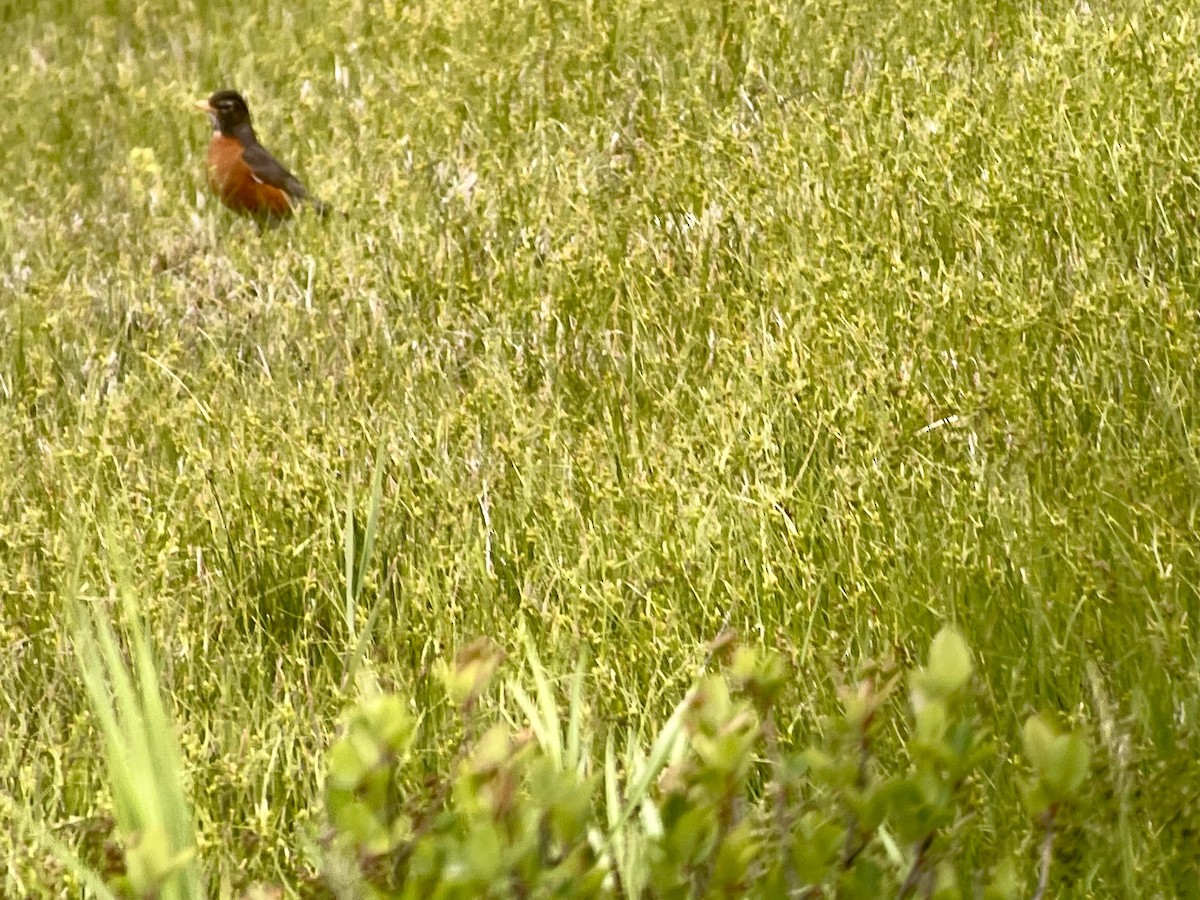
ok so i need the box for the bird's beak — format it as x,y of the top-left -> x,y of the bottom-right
194,99 -> 218,130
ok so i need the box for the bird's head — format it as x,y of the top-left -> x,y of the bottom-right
195,89 -> 252,135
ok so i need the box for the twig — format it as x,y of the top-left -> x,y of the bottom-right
763,711 -> 800,897
382,713 -> 478,878
1032,808 -> 1056,900
840,722 -> 872,870
896,833 -> 934,899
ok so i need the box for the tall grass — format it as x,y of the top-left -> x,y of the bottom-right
61,542 -> 204,899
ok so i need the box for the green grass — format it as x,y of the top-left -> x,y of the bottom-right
3,0 -> 1199,894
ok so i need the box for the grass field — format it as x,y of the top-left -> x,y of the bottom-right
3,0 -> 1200,894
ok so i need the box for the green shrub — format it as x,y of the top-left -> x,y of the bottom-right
320,628 -> 1089,898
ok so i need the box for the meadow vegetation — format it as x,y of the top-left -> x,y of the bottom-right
2,0 -> 1199,895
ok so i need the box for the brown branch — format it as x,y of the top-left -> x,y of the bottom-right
840,723 -> 872,870
1032,807 -> 1057,900
763,711 -> 800,896
896,833 -> 934,900
383,713 -> 478,879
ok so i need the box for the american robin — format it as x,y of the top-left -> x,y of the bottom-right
195,89 -> 327,220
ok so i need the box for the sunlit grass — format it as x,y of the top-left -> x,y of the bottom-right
3,0 -> 1200,895
61,543 -> 204,899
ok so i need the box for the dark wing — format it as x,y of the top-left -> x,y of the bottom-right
241,141 -> 310,200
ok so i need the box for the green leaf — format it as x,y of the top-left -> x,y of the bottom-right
1043,732 -> 1090,797
712,819 -> 757,890
326,737 -> 370,791
440,638 -> 505,709
467,724 -> 515,773
792,814 -> 842,883
346,725 -> 385,776
688,675 -> 734,734
839,683 -> 871,729
1021,715 -> 1056,772
730,646 -> 757,682
799,746 -> 829,771
984,858 -> 1021,900
914,699 -> 948,745
666,807 -> 717,865
838,857 -> 884,899
462,824 -> 504,883
360,694 -> 413,752
926,628 -> 973,696
328,798 -> 385,846
1019,779 -> 1052,817
932,860 -> 962,900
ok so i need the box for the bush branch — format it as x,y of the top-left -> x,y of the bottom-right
1032,807 -> 1057,900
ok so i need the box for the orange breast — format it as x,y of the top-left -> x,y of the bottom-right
205,136 -> 293,218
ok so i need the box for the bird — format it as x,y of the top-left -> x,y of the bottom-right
195,89 -> 327,221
